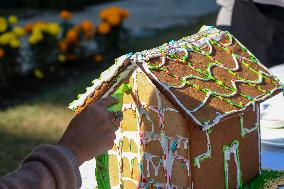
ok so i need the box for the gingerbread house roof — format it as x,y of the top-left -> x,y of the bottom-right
69,26 -> 283,130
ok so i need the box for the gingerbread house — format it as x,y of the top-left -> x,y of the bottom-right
69,26 -> 283,189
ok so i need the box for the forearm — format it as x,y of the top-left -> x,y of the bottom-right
0,145 -> 81,189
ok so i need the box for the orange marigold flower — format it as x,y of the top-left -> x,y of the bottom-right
81,20 -> 93,32
24,23 -> 33,33
106,15 -> 121,26
0,48 -> 5,58
81,20 -> 94,38
94,54 -> 103,62
99,6 -> 119,20
120,9 -> 129,19
60,10 -> 72,20
66,29 -> 78,43
97,22 -> 111,34
58,40 -> 68,52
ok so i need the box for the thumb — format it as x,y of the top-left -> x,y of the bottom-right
97,96 -> 118,107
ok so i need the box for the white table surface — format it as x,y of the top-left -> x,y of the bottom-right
260,64 -> 284,172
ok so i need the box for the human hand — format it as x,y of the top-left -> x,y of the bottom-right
58,97 -> 120,165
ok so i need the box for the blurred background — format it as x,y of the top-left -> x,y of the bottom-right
0,0 -> 218,176
0,0 -> 283,188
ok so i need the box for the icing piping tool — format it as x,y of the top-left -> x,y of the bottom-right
95,83 -> 132,189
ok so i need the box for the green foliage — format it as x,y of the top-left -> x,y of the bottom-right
242,169 -> 284,189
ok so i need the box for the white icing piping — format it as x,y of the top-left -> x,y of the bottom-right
239,105 -> 259,138
256,104 -> 261,174
144,152 -> 162,177
68,53 -> 133,110
193,129 -> 211,168
102,64 -> 137,98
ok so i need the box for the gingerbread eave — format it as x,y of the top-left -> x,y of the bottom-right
69,26 -> 284,130
68,55 -> 135,114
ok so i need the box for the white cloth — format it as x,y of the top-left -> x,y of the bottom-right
217,0 -> 284,8
216,0 -> 284,26
254,0 -> 284,7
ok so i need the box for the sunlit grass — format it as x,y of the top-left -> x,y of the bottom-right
0,103 -> 73,175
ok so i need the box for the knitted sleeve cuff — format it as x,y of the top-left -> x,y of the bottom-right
23,144 -> 82,189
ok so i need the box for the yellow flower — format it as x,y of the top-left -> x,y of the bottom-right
32,27 -> 42,36
8,15 -> 18,25
0,17 -> 7,33
47,22 -> 61,36
97,22 -> 111,34
0,48 -> 5,58
28,35 -> 36,45
34,21 -> 47,31
58,54 -> 66,62
10,38 -> 20,48
28,32 -> 43,45
34,69 -> 44,79
13,26 -> 25,37
0,32 -> 15,45
106,15 -> 121,26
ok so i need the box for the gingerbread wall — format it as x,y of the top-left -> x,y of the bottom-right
109,67 -> 191,189
189,105 -> 260,189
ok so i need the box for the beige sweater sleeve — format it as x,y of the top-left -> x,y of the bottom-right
0,145 -> 82,189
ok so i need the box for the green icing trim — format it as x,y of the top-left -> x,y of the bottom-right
95,154 -> 111,189
223,140 -> 242,189
95,83 -> 132,189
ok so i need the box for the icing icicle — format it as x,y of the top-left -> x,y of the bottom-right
193,129 -> 211,168
239,105 -> 258,138
223,140 -> 242,189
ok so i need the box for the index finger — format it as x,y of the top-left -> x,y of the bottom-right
97,96 -> 118,107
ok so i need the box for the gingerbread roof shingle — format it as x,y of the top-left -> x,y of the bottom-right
69,26 -> 283,130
